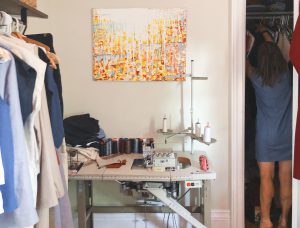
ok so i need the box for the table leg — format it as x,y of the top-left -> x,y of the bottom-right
203,180 -> 212,228
77,180 -> 93,228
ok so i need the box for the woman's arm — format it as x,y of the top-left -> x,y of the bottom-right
256,24 -> 273,42
246,59 -> 255,78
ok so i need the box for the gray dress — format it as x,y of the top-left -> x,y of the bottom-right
250,71 -> 292,162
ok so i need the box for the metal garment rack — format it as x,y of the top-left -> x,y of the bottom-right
0,0 -> 48,32
246,11 -> 293,20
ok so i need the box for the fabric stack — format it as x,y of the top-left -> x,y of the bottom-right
64,113 -> 106,148
0,11 -> 73,228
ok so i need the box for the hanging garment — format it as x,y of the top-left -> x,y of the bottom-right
0,34 -> 47,206
0,148 -> 4,215
0,11 -> 12,34
0,98 -> 17,213
0,46 -> 38,227
289,15 -> 300,180
50,148 -> 74,228
37,48 -> 64,148
27,33 -> 64,115
34,86 -> 65,228
12,54 -> 37,123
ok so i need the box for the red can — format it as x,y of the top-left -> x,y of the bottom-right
199,155 -> 209,171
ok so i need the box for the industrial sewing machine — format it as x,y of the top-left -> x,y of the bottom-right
68,149 -> 215,228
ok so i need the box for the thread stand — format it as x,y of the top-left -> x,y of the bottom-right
157,60 -> 216,153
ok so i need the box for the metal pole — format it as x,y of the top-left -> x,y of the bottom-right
191,60 -> 194,154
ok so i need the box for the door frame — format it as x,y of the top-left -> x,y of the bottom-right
230,0 -> 299,227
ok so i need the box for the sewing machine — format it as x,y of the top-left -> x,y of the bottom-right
69,153 -> 216,228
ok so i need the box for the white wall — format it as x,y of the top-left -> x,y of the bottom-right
27,0 -> 230,212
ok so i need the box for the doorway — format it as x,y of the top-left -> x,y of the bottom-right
245,2 -> 294,227
230,0 -> 299,228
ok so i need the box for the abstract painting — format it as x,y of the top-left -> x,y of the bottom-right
92,8 -> 187,81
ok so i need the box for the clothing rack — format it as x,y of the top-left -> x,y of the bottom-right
0,0 -> 48,27
246,11 -> 293,20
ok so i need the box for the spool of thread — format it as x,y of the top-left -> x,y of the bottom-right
112,138 -> 118,154
149,138 -> 154,149
203,122 -> 211,143
138,138 -> 143,154
195,120 -> 201,137
130,138 -> 139,153
99,138 -> 108,156
199,155 -> 209,171
124,138 -> 130,154
106,138 -> 112,155
119,138 -> 125,154
162,115 -> 168,133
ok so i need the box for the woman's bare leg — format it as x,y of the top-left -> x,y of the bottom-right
278,160 -> 292,227
258,162 -> 275,228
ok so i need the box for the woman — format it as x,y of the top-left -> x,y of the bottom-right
246,29 -> 292,228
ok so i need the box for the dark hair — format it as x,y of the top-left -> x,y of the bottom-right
256,42 -> 288,86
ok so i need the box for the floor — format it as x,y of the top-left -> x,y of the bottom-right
245,219 -> 259,228
245,217 -> 292,228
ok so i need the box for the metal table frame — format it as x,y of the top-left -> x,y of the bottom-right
69,154 -> 215,228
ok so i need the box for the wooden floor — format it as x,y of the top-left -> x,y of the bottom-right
245,218 -> 291,228
245,219 -> 259,228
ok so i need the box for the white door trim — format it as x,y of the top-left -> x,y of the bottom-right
292,2 -> 299,227
230,0 -> 246,227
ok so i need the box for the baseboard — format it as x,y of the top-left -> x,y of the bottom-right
211,209 -> 231,228
74,209 -> 231,228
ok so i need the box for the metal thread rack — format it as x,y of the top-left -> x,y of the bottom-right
157,60 -> 217,153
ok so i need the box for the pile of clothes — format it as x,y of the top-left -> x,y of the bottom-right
64,113 -> 106,148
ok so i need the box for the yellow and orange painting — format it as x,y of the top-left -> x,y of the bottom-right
92,8 -> 187,81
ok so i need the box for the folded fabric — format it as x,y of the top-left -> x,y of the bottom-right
64,114 -> 100,146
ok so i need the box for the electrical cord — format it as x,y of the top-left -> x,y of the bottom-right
167,213 -> 170,228
177,189 -> 191,202
166,188 -> 191,227
172,213 -> 176,228
173,213 -> 178,228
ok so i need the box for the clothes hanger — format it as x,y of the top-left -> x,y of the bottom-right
11,28 -> 58,69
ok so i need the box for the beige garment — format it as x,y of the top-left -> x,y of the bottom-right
34,86 -> 65,228
60,140 -> 69,187
277,32 -> 290,63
